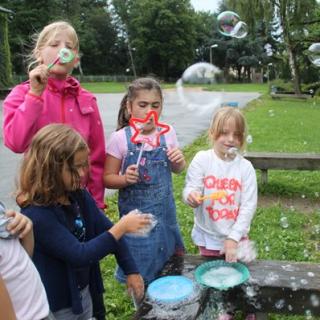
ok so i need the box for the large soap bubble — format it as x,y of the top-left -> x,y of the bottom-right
176,62 -> 223,114
217,11 -> 248,39
308,43 -> 320,67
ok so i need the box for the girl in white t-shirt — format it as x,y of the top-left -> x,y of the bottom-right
183,106 -> 257,261
0,203 -> 52,320
183,107 -> 257,320
104,77 -> 186,285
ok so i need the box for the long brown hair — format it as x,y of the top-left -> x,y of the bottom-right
117,77 -> 163,130
17,124 -> 89,207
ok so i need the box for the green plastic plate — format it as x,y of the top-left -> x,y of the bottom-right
195,260 -> 250,290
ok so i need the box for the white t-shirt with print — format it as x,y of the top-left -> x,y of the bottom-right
183,149 -> 257,250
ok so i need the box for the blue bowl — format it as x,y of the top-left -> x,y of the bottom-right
195,260 -> 250,290
147,275 -> 195,304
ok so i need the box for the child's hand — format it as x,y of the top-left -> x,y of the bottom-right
5,210 -> 33,239
124,164 -> 139,185
187,191 -> 203,208
121,210 -> 152,234
167,147 -> 185,164
223,238 -> 238,263
29,64 -> 49,96
126,273 -> 145,306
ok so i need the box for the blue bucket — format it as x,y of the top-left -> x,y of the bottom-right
147,275 -> 195,304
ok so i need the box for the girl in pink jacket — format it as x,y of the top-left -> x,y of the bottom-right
3,21 -> 106,209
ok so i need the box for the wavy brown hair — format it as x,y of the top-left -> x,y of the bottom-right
17,124 -> 89,207
117,77 -> 163,130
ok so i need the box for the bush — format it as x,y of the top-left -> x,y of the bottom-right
269,79 -> 294,93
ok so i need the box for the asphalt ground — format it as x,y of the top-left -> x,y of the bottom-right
0,89 -> 260,209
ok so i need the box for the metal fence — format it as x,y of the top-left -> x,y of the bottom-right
12,74 -> 135,84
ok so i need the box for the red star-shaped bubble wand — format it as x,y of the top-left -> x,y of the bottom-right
129,110 -> 170,166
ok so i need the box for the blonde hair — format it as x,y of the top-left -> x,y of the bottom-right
209,107 -> 247,148
28,21 -> 79,71
117,77 -> 163,130
17,124 -> 89,207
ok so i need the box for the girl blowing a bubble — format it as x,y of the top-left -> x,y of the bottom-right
3,21 -> 106,210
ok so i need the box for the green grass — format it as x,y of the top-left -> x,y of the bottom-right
98,85 -> 320,319
80,81 -> 268,94
81,82 -> 128,93
81,81 -> 177,93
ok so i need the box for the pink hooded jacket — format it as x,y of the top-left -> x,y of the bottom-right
3,76 -> 106,208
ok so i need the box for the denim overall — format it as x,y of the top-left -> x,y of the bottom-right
116,127 -> 184,284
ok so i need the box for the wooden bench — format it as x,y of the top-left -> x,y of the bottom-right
134,255 -> 320,320
244,152 -> 320,184
270,92 -> 311,100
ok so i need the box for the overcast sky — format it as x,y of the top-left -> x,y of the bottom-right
190,0 -> 220,13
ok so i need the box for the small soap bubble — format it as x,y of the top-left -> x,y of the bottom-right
217,11 -> 248,38
305,309 -> 313,319
275,299 -> 285,309
282,264 -> 295,272
280,216 -> 289,229
290,282 -> 299,291
237,240 -> 257,263
264,272 -> 279,284
246,134 -> 253,144
176,62 -> 223,114
313,225 -> 320,234
300,279 -> 308,285
265,245 -> 270,252
225,147 -> 240,159
308,43 -> 320,67
245,286 -> 257,298
288,304 -> 293,311
310,294 -> 320,307
307,272 -> 315,277
303,249 -> 309,258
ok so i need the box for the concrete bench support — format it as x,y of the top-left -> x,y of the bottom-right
134,255 -> 320,319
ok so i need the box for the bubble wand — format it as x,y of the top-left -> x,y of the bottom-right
129,110 -> 170,168
197,190 -> 227,201
47,48 -> 75,70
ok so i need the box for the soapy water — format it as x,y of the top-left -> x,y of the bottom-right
197,290 -> 235,320
236,240 -> 257,263
127,209 -> 157,237
201,266 -> 243,289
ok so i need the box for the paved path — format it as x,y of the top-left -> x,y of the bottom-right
0,90 -> 260,209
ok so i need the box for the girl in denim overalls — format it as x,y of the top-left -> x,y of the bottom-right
104,78 -> 185,285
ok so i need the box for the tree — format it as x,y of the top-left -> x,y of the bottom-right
225,0 -> 319,94
113,0 -> 197,79
2,0 -> 119,75
0,7 -> 13,88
